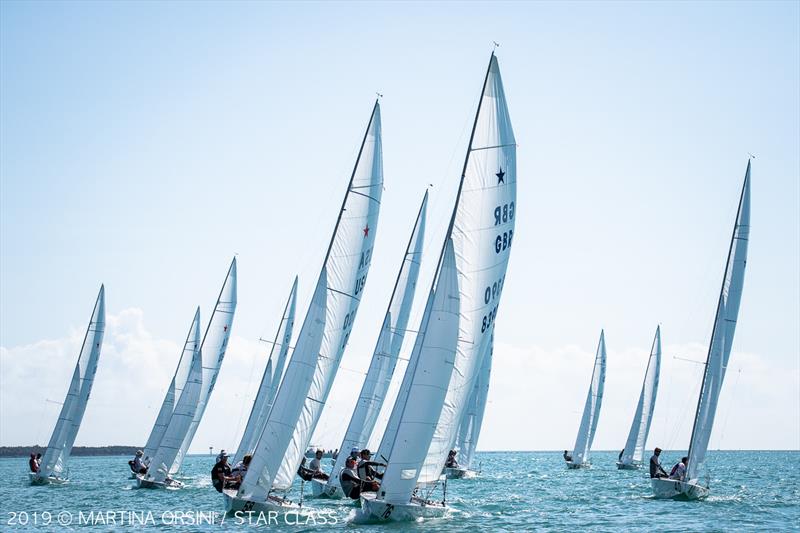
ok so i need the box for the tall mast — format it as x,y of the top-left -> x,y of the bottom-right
686,160 -> 751,465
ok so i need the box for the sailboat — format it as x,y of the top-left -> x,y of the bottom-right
137,258 -> 237,489
136,308 -> 202,489
225,100 -> 383,515
360,51 -> 517,522
31,285 -> 105,485
445,333 -> 493,479
617,326 -> 661,470
566,330 -> 607,469
313,192 -> 427,499
232,277 -> 298,465
651,161 -> 751,500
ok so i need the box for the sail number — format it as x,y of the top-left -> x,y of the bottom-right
354,273 -> 368,296
494,202 -> 514,255
481,304 -> 499,333
484,276 -> 505,305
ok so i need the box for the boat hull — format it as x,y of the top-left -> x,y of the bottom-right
616,461 -> 641,470
650,477 -> 709,500
135,475 -> 183,489
358,492 -> 449,522
566,461 -> 589,469
222,489 -> 310,515
310,478 -> 343,499
444,467 -> 478,479
29,472 -> 67,485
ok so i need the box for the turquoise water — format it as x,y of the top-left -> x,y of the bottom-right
1,451 -> 798,531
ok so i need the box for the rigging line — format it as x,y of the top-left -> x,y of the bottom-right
327,287 -> 360,301
349,189 -> 381,203
470,143 -> 517,152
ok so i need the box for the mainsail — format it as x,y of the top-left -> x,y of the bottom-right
325,191 -> 427,490
685,161 -> 751,481
379,52 -> 517,503
239,101 -> 383,500
38,285 -> 106,479
172,258 -> 238,473
454,333 -> 493,470
233,277 -> 298,464
144,308 -> 203,483
571,330 -> 607,466
620,326 -> 661,466
142,308 -> 200,463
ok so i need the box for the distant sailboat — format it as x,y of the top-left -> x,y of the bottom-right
360,52 -> 517,522
226,100 -> 383,515
652,161 -> 751,500
446,333 -> 493,479
232,277 -> 298,465
617,326 -> 661,470
313,191 -> 427,499
566,330 -> 606,469
31,285 -> 105,485
136,308 -> 202,489
137,258 -> 237,489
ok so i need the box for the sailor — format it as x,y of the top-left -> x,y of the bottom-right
339,457 -> 379,499
216,449 -> 227,463
349,446 -> 360,461
670,456 -> 689,480
28,453 -> 39,473
308,449 -> 329,481
230,454 -> 251,482
129,450 -> 147,474
211,452 -> 235,492
445,449 -> 459,469
563,450 -> 573,463
332,448 -> 339,460
649,447 -> 668,478
357,449 -> 384,482
297,456 -> 314,481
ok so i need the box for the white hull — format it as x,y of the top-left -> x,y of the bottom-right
566,461 -> 589,469
135,475 -> 183,489
310,478 -> 344,499
444,467 -> 477,479
222,489 -> 310,515
29,472 -> 68,485
358,492 -> 449,522
650,477 -> 709,500
616,461 -> 641,470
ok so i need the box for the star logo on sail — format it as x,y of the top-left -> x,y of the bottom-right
496,168 -> 505,184
363,225 -> 370,237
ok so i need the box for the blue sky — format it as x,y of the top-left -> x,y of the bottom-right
1,1 -> 798,451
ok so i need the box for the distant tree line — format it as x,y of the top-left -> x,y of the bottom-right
0,446 -> 138,458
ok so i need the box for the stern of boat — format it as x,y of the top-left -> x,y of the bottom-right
650,477 -> 709,500
358,492 -> 449,522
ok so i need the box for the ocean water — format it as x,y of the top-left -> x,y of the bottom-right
1,451 -> 798,531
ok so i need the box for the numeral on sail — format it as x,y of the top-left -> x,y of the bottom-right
484,276 -> 505,304
493,202 -> 515,226
495,230 -> 513,254
355,273 -> 368,295
481,304 -> 499,333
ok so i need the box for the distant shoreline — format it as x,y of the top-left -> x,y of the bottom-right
0,446 -> 795,458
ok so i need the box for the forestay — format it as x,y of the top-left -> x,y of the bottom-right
686,162 -> 751,481
418,52 -> 517,487
38,285 -> 106,479
571,330 -> 607,466
620,326 -> 661,466
239,101 -> 383,499
454,333 -> 493,470
376,239 -> 460,503
146,308 -> 203,483
143,309 -> 198,463
233,277 -> 298,464
325,191 -> 426,490
172,258 -> 238,473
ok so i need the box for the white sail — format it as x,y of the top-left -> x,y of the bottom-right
240,101 -> 383,498
378,53 -> 517,504
38,285 -> 106,479
620,326 -> 661,466
454,333 -> 493,470
233,277 -> 298,464
417,52 -> 517,487
571,330 -> 607,466
143,309 -> 200,463
376,239 -> 460,503
146,308 -> 203,483
686,162 -> 751,481
325,192 -> 426,490
172,258 -> 238,473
